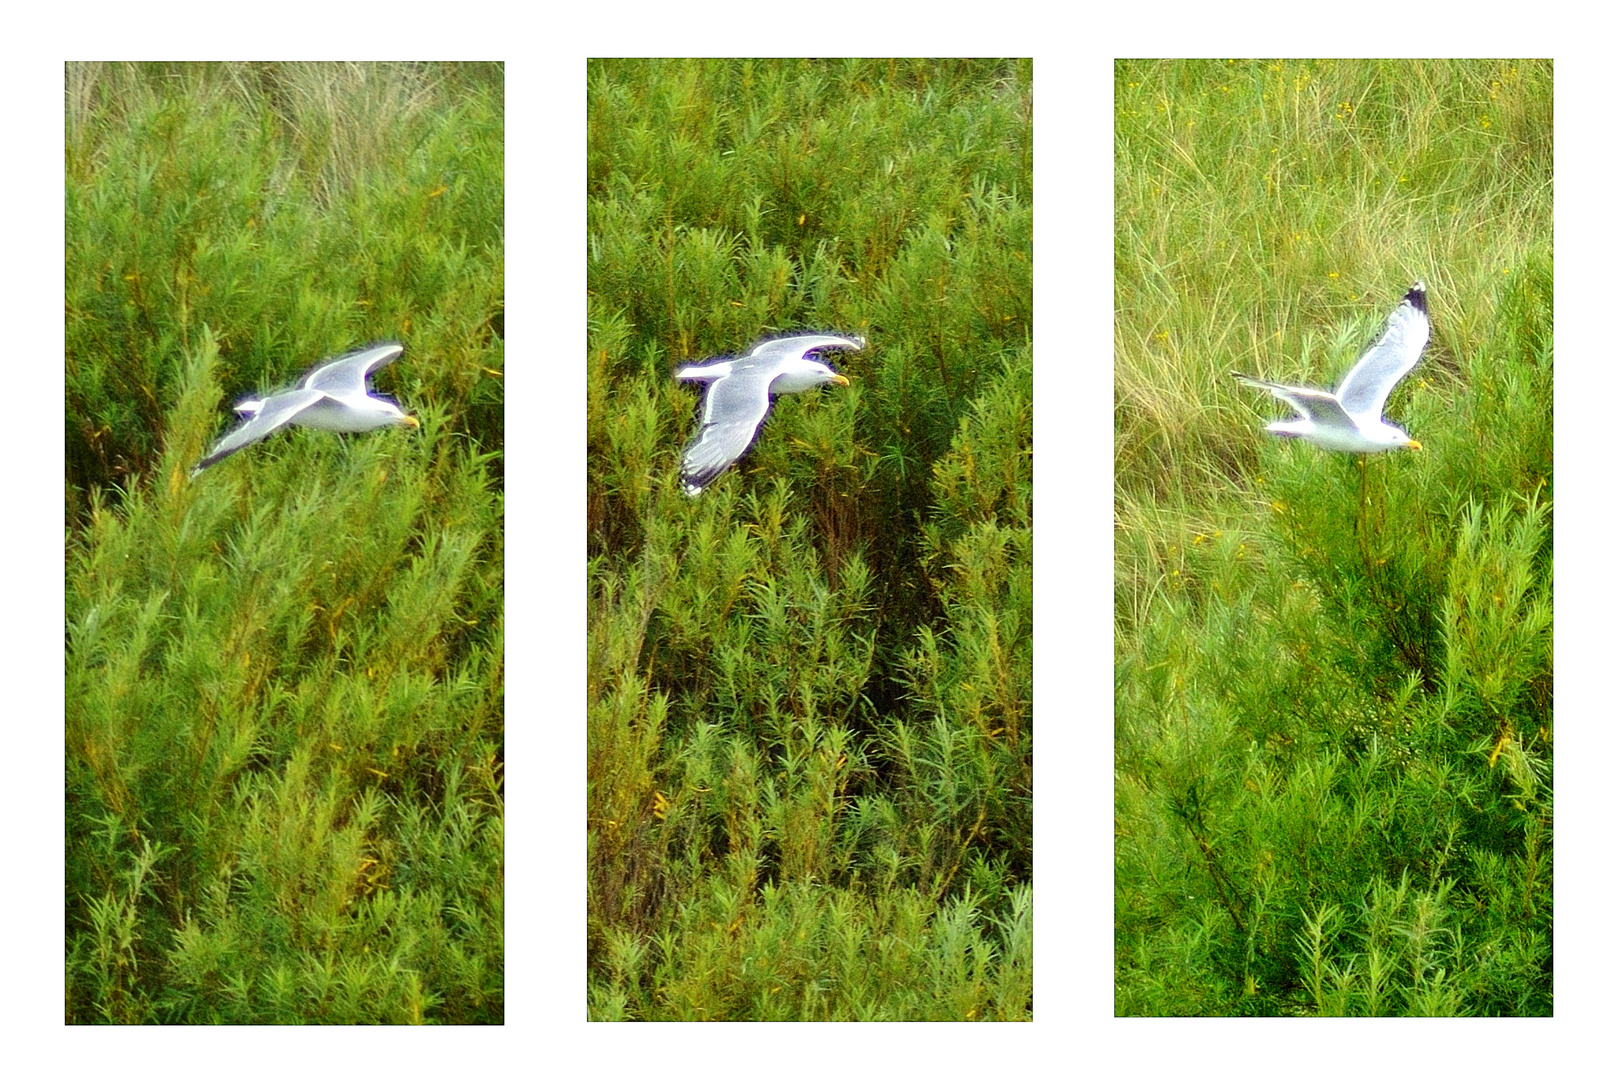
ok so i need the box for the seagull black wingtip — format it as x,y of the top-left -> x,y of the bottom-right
1404,281 -> 1427,313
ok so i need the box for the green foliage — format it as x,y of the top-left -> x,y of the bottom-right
66,61 -> 504,513
1115,60 -> 1551,1015
588,59 -> 1032,1020
65,63 -> 503,1024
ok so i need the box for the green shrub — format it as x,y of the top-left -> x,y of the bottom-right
587,58 -> 1032,1020
1115,59 -> 1551,1016
65,62 -> 504,1024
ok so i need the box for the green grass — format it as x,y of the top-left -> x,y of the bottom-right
1115,59 -> 1551,1015
587,58 -> 1032,1020
65,62 -> 504,1024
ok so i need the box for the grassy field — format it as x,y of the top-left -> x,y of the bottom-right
65,62 -> 504,1023
587,58 -> 1032,1020
1115,59 -> 1552,1015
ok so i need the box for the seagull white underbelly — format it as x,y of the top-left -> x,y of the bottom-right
1264,415 -> 1412,453
293,394 -> 410,432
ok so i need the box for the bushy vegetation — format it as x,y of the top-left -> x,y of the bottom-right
65,62 -> 504,1023
1115,59 -> 1552,1015
587,58 -> 1032,1020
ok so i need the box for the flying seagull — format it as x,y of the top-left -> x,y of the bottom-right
1232,281 -> 1430,453
675,333 -> 863,496
192,342 -> 418,476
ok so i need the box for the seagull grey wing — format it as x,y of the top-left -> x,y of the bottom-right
1231,374 -> 1356,428
192,388 -> 325,474
301,343 -> 405,394
673,358 -> 734,383
680,368 -> 775,494
1335,284 -> 1429,420
747,333 -> 865,364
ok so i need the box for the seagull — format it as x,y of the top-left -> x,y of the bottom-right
675,333 -> 863,496
1232,281 -> 1430,453
192,342 -> 418,476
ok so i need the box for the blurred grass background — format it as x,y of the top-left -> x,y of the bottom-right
587,58 -> 1032,1020
1115,59 -> 1551,1015
65,62 -> 504,1023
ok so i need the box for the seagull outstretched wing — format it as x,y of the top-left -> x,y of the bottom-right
1335,282 -> 1429,421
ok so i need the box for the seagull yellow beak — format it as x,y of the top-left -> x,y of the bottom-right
402,415 -> 420,428
831,374 -> 850,387
1405,438 -> 1422,450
